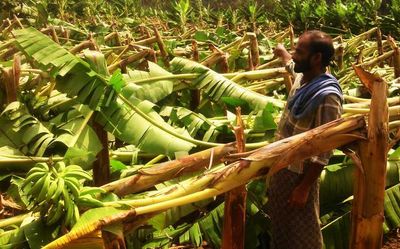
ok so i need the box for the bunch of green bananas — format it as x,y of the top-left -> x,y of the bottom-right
22,161 -> 92,227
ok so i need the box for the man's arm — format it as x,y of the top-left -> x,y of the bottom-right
273,43 -> 292,65
288,94 -> 342,208
274,44 -> 297,82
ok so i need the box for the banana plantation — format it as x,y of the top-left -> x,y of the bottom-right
0,0 -> 400,248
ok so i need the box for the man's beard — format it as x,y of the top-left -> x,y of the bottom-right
293,57 -> 312,73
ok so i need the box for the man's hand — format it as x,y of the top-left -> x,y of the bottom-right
288,184 -> 310,209
288,161 -> 325,209
273,43 -> 292,64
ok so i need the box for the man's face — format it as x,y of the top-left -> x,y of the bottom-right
292,36 -> 313,73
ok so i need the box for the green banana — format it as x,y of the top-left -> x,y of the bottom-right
45,179 -> 59,202
62,165 -> 91,181
22,171 -> 47,188
27,165 -> 48,174
50,178 -> 64,203
36,174 -> 52,204
35,162 -> 49,172
27,173 -> 48,198
50,165 -> 59,178
63,165 -> 84,172
55,161 -> 66,172
72,204 -> 80,225
22,160 -> 96,228
63,188 -> 74,228
76,195 -> 105,208
64,178 -> 80,199
64,172 -> 91,181
79,186 -> 106,196
46,200 -> 65,226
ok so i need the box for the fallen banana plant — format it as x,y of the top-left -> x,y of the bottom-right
102,143 -> 237,196
43,115 -> 367,248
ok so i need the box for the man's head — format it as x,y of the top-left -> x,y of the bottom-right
292,30 -> 335,73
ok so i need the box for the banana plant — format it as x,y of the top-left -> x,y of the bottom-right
171,0 -> 192,33
239,0 -> 265,32
12,27 -> 197,157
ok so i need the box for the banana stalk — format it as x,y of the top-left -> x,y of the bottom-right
248,32 -> 260,68
228,67 -> 287,82
0,156 -> 63,172
222,107 -> 247,249
350,66 -> 388,249
69,40 -> 97,55
132,36 -> 158,46
343,105 -> 400,116
376,28 -> 384,68
289,25 -> 295,51
393,47 -> 400,78
107,50 -> 149,73
389,121 -> 400,130
345,27 -> 378,55
153,26 -> 169,67
101,143 -> 237,196
246,78 -> 284,92
336,36 -> 344,70
0,212 -> 32,228
256,58 -> 281,70
130,67 -> 287,85
357,50 -> 394,69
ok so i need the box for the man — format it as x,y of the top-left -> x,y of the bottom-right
268,30 -> 343,249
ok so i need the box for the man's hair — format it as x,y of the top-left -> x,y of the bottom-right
301,30 -> 335,67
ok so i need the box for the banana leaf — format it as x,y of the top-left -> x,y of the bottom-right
13,28 -> 195,157
134,201 -> 224,249
0,228 -> 26,249
0,100 -> 102,169
0,102 -> 57,157
321,211 -> 352,249
321,183 -> 400,249
42,207 -> 135,249
320,159 -> 400,214
123,62 -> 175,103
140,180 -> 267,249
170,57 -> 284,111
23,218 -> 60,249
159,106 -> 228,142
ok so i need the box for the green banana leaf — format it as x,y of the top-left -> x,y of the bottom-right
159,106 -> 228,142
134,202 -> 224,249
0,100 -> 102,169
321,210 -> 351,249
40,206 -> 133,248
13,28 -> 195,157
24,90 -> 77,121
320,160 -> 400,214
49,106 -> 102,168
321,183 -> 400,249
138,179 -> 268,249
141,223 -> 192,249
123,62 -> 175,103
170,57 -> 284,111
0,227 -> 26,249
0,214 -> 60,249
23,218 -> 60,249
0,102 -> 57,157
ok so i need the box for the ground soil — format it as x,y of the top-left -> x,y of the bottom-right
383,229 -> 400,249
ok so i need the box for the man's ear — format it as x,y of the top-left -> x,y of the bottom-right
312,52 -> 322,66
